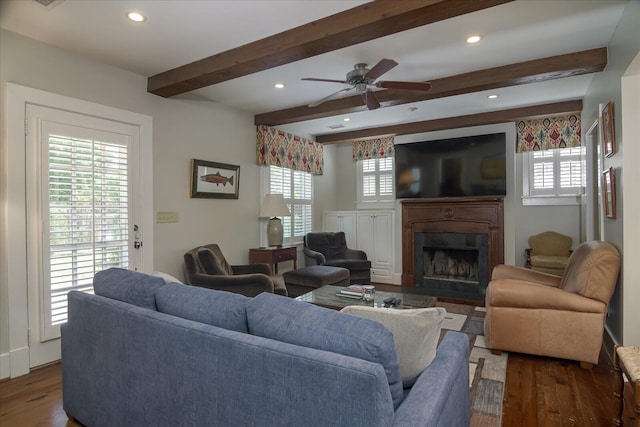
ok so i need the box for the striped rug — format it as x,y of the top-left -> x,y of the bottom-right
437,301 -> 508,427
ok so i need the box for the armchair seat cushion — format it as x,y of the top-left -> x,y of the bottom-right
325,259 -> 372,270
530,255 -> 569,270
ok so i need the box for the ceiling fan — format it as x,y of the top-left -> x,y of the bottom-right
302,59 -> 431,110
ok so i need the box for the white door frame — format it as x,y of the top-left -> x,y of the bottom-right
4,83 -> 154,378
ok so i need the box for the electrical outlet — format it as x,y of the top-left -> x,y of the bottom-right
156,211 -> 179,223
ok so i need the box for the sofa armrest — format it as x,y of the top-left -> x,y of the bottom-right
188,273 -> 274,295
393,331 -> 470,427
232,263 -> 272,275
487,279 -> 605,313
303,247 -> 326,265
345,248 -> 367,260
491,264 -> 562,287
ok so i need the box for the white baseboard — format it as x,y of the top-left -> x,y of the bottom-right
0,352 -> 10,380
1,346 -> 30,379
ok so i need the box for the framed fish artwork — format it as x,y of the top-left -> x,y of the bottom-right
190,159 -> 240,199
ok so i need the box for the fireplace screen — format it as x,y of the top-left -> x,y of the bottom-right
414,232 -> 489,300
423,248 -> 479,283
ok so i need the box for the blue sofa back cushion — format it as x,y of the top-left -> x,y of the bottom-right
93,268 -> 166,310
246,293 -> 403,408
155,283 -> 249,333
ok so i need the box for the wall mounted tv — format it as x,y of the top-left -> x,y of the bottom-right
395,132 -> 506,199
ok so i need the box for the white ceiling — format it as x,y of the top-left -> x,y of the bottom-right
0,0 -> 628,139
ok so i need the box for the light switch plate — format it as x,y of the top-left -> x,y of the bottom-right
156,211 -> 179,223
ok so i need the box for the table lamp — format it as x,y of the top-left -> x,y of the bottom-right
259,194 -> 291,247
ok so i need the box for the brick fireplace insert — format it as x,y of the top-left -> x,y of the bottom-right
401,198 -> 504,303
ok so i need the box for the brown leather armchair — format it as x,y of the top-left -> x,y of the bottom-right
485,240 -> 620,367
183,244 -> 288,297
303,232 -> 371,285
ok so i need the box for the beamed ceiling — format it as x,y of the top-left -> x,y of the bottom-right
1,0 -> 627,143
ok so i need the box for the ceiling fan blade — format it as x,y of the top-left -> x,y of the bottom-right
309,87 -> 354,107
302,77 -> 348,84
361,91 -> 381,110
364,58 -> 398,80
376,80 -> 431,91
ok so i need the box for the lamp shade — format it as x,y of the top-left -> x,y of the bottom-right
259,194 -> 291,218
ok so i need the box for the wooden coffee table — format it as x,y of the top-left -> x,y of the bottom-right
295,285 -> 437,311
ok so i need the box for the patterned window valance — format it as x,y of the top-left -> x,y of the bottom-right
516,114 -> 581,152
256,125 -> 323,175
352,136 -> 395,162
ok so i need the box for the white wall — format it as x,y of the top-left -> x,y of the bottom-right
0,30 -> 263,365
328,122 -> 585,283
621,52 -> 640,346
581,0 -> 640,345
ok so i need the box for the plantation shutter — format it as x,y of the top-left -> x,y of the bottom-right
268,165 -> 312,241
43,123 -> 130,337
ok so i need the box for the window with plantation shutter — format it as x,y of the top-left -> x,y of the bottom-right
523,147 -> 584,205
268,166 -> 312,243
41,121 -> 133,339
357,158 -> 394,204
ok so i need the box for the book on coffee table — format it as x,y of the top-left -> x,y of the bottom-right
339,285 -> 363,297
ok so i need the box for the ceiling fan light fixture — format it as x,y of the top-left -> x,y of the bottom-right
127,11 -> 146,23
466,35 -> 481,44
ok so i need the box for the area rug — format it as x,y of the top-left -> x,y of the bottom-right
436,301 -> 508,427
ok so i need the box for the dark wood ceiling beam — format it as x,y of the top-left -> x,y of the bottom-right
315,99 -> 583,144
147,0 -> 514,97
255,48 -> 606,125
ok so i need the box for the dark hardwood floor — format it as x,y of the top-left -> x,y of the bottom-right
1,353 -> 636,426
1,285 -> 636,426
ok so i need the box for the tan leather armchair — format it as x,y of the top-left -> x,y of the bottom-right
525,231 -> 572,276
485,240 -> 620,367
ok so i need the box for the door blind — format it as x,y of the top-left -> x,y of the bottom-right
45,132 -> 130,327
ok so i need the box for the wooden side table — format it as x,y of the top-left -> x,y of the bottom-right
249,246 -> 297,274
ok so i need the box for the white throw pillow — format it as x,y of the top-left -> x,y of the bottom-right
152,271 -> 183,284
340,305 -> 446,388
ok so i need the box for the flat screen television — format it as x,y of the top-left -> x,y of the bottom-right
395,133 -> 506,199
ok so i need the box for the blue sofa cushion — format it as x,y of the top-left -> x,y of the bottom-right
246,293 -> 403,408
93,268 -> 165,310
156,283 -> 249,333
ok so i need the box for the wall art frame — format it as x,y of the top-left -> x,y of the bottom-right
190,159 -> 240,199
601,101 -> 616,157
602,167 -> 616,219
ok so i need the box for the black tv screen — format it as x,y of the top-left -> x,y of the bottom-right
395,133 -> 506,199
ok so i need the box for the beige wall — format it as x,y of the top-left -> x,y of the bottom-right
0,29 -> 331,367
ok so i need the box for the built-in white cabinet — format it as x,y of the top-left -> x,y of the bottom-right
323,211 -> 357,247
323,210 -> 395,283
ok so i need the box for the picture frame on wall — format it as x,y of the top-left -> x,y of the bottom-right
602,167 -> 616,219
601,101 -> 615,157
190,159 -> 240,199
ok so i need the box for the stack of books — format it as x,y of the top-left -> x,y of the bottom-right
338,285 -> 363,298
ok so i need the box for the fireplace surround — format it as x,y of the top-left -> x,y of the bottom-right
401,198 -> 504,302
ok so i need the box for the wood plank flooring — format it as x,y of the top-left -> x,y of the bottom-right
1,348 -> 637,426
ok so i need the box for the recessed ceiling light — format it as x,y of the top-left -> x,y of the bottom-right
274,83 -> 285,89
466,35 -> 481,44
488,94 -> 499,99
408,107 -> 418,112
127,11 -> 146,23
343,117 -> 351,122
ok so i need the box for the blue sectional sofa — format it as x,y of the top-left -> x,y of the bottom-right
61,268 -> 470,427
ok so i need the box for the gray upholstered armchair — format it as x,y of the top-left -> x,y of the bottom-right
183,244 -> 288,297
303,232 -> 371,284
